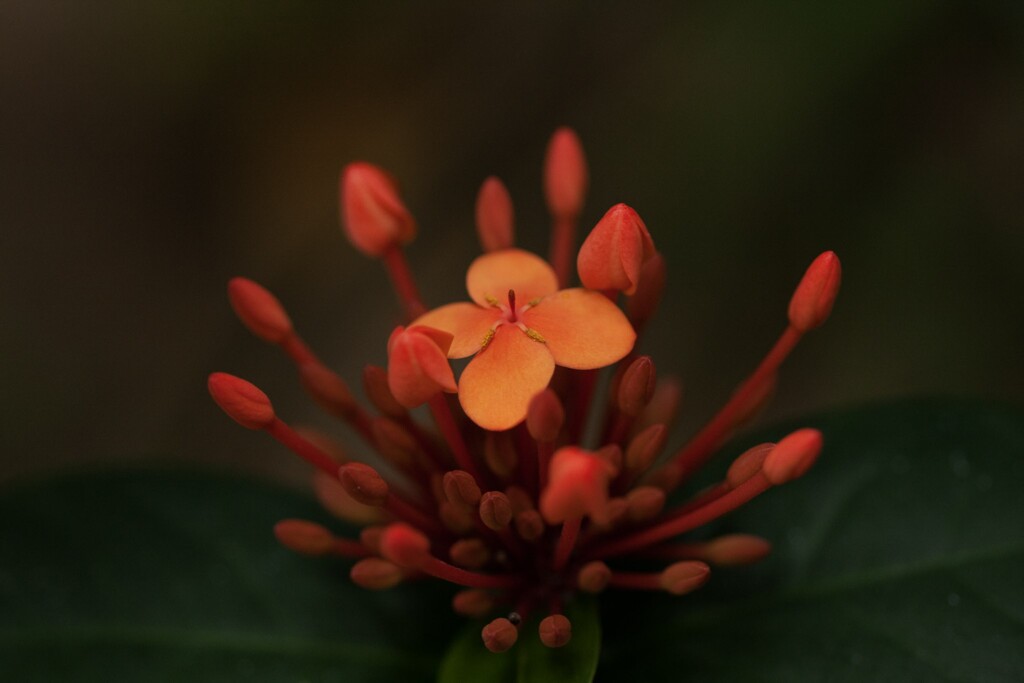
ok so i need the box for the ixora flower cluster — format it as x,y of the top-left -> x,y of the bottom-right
209,128 -> 841,653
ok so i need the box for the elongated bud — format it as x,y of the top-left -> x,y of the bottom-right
379,523 -> 431,568
449,538 -> 490,569
362,365 -> 406,418
515,510 -> 545,541
350,558 -> 404,590
372,417 -> 418,467
660,561 -> 711,595
618,356 -> 656,416
312,471 -> 382,525
595,444 -> 623,476
453,589 -> 496,618
577,203 -> 655,295
479,491 -> 514,530
763,428 -> 823,484
475,176 -> 515,252
539,614 -> 572,648
208,372 -> 275,430
625,424 -> 667,477
338,463 -> 389,506
482,617 -> 518,653
273,519 -> 334,556
704,534 -> 772,566
386,325 -> 457,408
227,277 -> 293,343
626,486 -> 666,522
340,162 -> 416,257
627,253 -> 666,327
443,470 -> 482,507
634,377 -> 682,435
439,501 -> 475,534
526,389 -> 564,443
359,526 -> 385,553
504,486 -> 533,514
299,363 -> 356,417
726,443 -> 775,488
544,127 -> 588,219
484,432 -> 518,477
577,561 -> 612,593
788,251 -> 841,333
540,447 -> 615,525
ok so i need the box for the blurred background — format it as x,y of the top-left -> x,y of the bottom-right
1,1 -> 1021,485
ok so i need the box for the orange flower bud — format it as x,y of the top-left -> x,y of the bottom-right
449,538 -> 490,569
227,277 -> 293,344
726,443 -> 775,488
386,325 -> 457,408
577,203 -> 655,295
625,486 -> 666,522
544,127 -> 588,219
618,355 -> 656,416
577,561 -> 612,593
350,558 -> 404,590
452,589 -> 496,618
475,176 -> 515,252
273,519 -> 334,556
660,561 -> 711,595
207,372 -> 275,430
625,423 -> 667,477
379,523 -> 431,569
443,470 -> 482,507
526,388 -> 564,443
338,463 -> 389,507
540,447 -> 615,525
763,428 -> 822,484
539,614 -> 572,648
479,491 -> 513,531
704,534 -> 772,566
298,362 -> 356,417
482,617 -> 518,653
340,162 -> 416,257
788,251 -> 842,333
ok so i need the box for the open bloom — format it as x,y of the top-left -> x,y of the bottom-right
209,127 -> 842,658
414,248 -> 635,430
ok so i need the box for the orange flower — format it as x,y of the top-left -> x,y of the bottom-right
414,248 -> 635,430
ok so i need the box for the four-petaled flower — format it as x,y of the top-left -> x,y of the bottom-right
414,248 -> 635,430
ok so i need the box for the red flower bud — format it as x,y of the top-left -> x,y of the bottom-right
227,277 -> 293,344
350,557 -> 404,590
659,561 -> 711,595
540,447 -> 615,525
763,428 -> 823,484
475,176 -> 515,252
338,463 -> 389,507
379,523 -> 431,568
544,127 -> 588,219
340,162 -> 416,257
577,203 -> 655,295
788,251 -> 842,333
207,372 -> 275,430
539,614 -> 572,648
482,617 -> 518,653
273,519 -> 334,556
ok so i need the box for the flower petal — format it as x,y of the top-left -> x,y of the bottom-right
466,249 -> 558,308
522,288 -> 635,369
413,303 -> 498,359
458,324 -> 555,431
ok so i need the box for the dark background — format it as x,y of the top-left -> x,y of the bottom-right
2,1 -> 1021,486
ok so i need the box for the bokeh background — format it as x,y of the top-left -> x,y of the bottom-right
2,1 -> 1022,485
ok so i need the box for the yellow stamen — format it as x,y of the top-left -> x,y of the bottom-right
525,328 -> 546,343
481,328 -> 496,349
485,295 -> 500,307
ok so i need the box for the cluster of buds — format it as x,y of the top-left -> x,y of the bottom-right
209,128 -> 841,652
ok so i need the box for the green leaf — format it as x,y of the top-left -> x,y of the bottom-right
438,597 -> 599,683
0,469 -> 460,682
599,399 -> 1024,682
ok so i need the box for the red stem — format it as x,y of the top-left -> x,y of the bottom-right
553,517 -> 582,571
266,419 -> 340,477
382,246 -> 427,320
428,394 -> 482,482
549,214 -> 578,289
419,555 -> 521,589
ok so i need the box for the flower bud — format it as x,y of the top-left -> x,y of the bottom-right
625,486 -> 666,522
544,127 -> 588,219
227,277 -> 293,343
453,589 -> 496,617
704,534 -> 772,566
379,523 -> 431,568
207,372 -> 275,430
482,617 -> 518,653
350,558 -> 404,590
273,519 -> 334,556
443,470 -> 482,507
475,176 -> 515,252
526,389 -> 564,443
484,432 -> 518,478
627,253 -> 666,327
338,463 -> 389,507
788,251 -> 842,333
726,443 -> 775,488
618,355 -> 656,416
312,471 -> 382,525
449,538 -> 490,569
577,203 -> 655,295
439,501 -> 475,534
660,561 -> 711,595
299,362 -> 356,417
514,510 -> 545,542
386,325 -> 457,408
625,423 -> 667,477
372,417 -> 418,468
577,561 -> 612,593
539,614 -> 572,648
479,491 -> 513,531
540,447 -> 615,525
763,428 -> 823,484
340,162 -> 416,257
362,365 -> 406,418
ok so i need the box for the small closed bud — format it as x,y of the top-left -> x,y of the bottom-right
726,443 -> 775,488
340,162 -> 416,257
704,534 -> 772,566
438,501 -> 476,534
449,538 -> 490,569
372,417 -> 418,467
577,203 -> 655,295
453,589 -> 496,618
660,561 -> 711,595
625,424 -> 667,477
207,372 -> 275,430
273,519 -> 334,556
540,447 -> 615,525
379,523 -> 431,568
359,526 -> 385,553
539,614 -> 572,648
763,428 -> 823,484
350,558 -> 404,590
597,497 -> 630,530
479,491 -> 514,531
627,253 -> 666,327
299,363 -> 356,417
312,471 -> 382,525
484,432 -> 518,478
577,561 -> 612,593
633,377 -> 683,435
514,510 -> 545,541
362,365 -> 406,418
387,326 -> 457,408
504,486 -> 533,515
227,277 -> 293,343
544,127 -> 588,220
618,356 -> 656,416
595,444 -> 623,477
482,617 -> 519,653
526,389 -> 564,443
788,251 -> 842,333
443,470 -> 482,507
338,463 -> 389,506
475,176 -> 515,252
626,486 -> 666,522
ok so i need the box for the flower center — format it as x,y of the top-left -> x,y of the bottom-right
506,289 -> 518,323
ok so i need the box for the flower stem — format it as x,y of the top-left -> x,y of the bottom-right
382,246 -> 426,319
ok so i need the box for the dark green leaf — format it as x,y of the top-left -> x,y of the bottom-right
600,399 -> 1024,682
438,598 -> 600,683
0,469 -> 459,682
